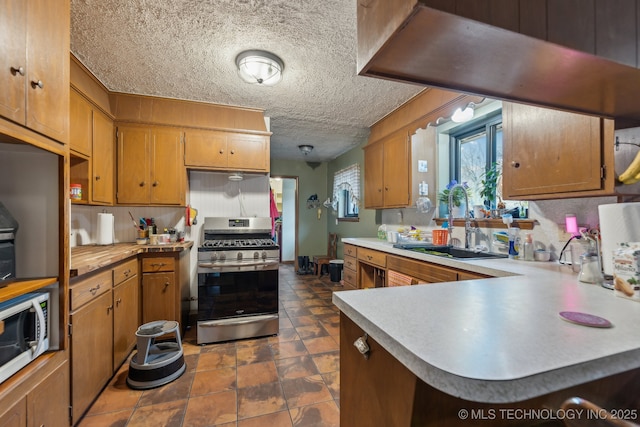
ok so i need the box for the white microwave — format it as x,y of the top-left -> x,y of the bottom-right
0,291 -> 50,385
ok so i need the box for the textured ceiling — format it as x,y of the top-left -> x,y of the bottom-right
70,0 -> 424,162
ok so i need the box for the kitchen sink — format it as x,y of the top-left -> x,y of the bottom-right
393,244 -> 507,260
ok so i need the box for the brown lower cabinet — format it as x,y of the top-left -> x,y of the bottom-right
69,257 -> 139,424
0,357 -> 70,427
341,313 -> 640,427
140,252 -> 190,327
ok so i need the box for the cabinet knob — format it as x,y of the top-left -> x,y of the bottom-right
95,175 -> 101,181
353,333 -> 370,359
164,281 -> 170,288
219,149 -> 224,154
107,304 -> 113,313
10,66 -> 24,76
31,79 -> 43,89
152,181 -> 158,187
230,150 -> 235,155
384,187 -> 389,191
511,161 -> 521,169
116,298 -> 122,306
139,181 -> 145,187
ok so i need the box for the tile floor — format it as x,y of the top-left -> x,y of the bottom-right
78,264 -> 355,427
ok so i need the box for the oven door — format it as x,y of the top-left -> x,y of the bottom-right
197,266 -> 279,321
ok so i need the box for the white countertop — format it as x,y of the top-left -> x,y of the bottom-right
333,237 -> 640,403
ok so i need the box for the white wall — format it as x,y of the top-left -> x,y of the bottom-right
281,178 -> 296,261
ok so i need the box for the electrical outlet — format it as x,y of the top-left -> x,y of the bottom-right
558,224 -> 588,241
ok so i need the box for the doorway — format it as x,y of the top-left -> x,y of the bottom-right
270,176 -> 298,265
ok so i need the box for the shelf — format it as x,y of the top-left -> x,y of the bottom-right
433,218 -> 536,230
0,277 -> 59,304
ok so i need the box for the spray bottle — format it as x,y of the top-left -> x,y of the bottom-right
502,214 -> 520,259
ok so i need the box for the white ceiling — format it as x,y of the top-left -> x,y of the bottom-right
70,0 -> 425,162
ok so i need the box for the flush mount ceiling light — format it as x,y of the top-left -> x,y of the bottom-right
228,172 -> 243,181
298,145 -> 314,155
235,50 -> 284,86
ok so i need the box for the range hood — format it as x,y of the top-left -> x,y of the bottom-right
357,2 -> 640,125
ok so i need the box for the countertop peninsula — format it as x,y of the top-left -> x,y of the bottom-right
334,238 -> 640,404
70,241 -> 193,277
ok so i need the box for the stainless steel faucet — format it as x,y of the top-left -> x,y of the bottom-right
447,183 -> 473,249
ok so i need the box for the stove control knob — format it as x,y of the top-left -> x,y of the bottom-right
210,253 -> 218,261
220,253 -> 226,261
253,251 -> 260,259
262,251 -> 267,260
237,252 -> 243,260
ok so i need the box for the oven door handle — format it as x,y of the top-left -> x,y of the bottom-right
198,261 -> 279,270
198,314 -> 279,327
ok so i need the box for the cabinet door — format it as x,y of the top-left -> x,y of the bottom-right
382,132 -> 410,207
70,290 -> 113,423
364,142 -> 384,208
184,129 -> 228,168
0,397 -> 26,427
0,0 -> 26,125
69,89 -> 92,156
503,102 -> 603,197
142,272 -> 176,324
113,275 -> 139,371
92,109 -> 114,204
150,127 -> 184,205
341,313 -> 417,426
28,360 -> 69,427
227,134 -> 269,171
26,0 -> 69,143
117,125 -> 150,204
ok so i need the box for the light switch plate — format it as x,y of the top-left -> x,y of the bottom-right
418,160 -> 427,172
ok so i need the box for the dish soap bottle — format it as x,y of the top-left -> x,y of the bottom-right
508,227 -> 520,259
523,233 -> 534,261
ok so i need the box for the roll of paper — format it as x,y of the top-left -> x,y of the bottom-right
598,202 -> 640,275
96,213 -> 114,245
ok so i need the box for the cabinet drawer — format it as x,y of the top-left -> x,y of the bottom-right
344,244 -> 357,257
344,255 -> 357,271
142,257 -> 175,273
70,270 -> 112,311
113,258 -> 138,286
387,255 -> 457,283
343,267 -> 357,286
358,248 -> 386,268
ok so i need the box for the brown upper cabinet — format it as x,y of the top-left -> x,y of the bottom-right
69,88 -> 115,205
364,132 -> 410,208
116,124 -> 185,205
356,0 -> 640,123
502,102 -> 640,200
184,129 -> 270,172
0,0 -> 69,144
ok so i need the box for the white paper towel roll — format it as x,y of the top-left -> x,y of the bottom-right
96,213 -> 114,245
598,202 -> 640,275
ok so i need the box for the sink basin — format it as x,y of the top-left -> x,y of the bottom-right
393,244 -> 507,260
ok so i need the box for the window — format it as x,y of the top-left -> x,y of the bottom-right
333,164 -> 360,220
449,112 -> 503,207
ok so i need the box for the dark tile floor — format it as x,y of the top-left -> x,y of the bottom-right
78,264 -> 355,427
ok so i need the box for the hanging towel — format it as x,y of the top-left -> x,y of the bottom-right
270,187 -> 279,237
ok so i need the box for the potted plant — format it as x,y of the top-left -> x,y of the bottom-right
437,180 -> 469,217
479,162 -> 501,209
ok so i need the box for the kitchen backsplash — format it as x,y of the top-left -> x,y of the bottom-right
380,196 -> 617,260
70,171 -> 270,247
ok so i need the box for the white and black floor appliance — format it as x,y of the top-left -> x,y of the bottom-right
197,217 -> 279,345
126,320 -> 185,390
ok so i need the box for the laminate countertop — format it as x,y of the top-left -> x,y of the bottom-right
70,241 -> 193,277
333,238 -> 640,403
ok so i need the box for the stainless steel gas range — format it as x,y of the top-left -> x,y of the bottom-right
196,217 -> 279,345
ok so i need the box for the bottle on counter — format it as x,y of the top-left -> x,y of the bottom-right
523,233 -> 534,261
508,227 -> 520,259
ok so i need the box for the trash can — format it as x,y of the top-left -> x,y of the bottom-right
329,260 -> 344,282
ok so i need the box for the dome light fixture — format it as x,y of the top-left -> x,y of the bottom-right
235,50 -> 284,86
298,144 -> 314,155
